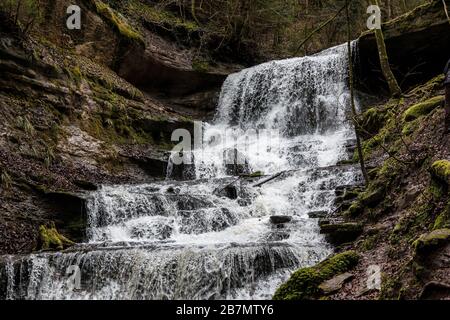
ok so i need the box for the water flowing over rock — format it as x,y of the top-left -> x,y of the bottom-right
0,44 -> 363,300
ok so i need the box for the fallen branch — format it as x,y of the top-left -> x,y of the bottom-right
253,171 -> 285,187
213,176 -> 242,196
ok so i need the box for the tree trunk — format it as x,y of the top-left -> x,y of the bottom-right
346,0 -> 369,184
370,0 -> 402,97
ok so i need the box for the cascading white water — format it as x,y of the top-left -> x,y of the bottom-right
192,45 -> 352,179
0,44 -> 362,300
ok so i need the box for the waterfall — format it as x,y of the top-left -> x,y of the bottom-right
0,44 -> 363,300
192,45 -> 353,179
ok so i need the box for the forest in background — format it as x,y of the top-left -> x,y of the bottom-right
0,0 -> 432,63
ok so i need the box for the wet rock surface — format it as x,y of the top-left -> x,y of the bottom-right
320,222 -> 364,246
319,272 -> 354,295
270,216 -> 293,225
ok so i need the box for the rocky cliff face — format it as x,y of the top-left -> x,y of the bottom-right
0,0 -> 245,254
356,0 -> 450,94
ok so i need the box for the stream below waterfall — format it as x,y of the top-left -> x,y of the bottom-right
0,44 -> 363,300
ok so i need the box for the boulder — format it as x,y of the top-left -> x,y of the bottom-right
320,222 -> 363,245
270,216 -> 292,224
403,96 -> 444,122
413,228 -> 450,255
214,184 -> 239,200
360,186 -> 386,207
273,251 -> 360,300
420,281 -> 450,300
430,160 -> 450,185
318,272 -> 354,295
223,185 -> 238,200
308,211 -> 328,219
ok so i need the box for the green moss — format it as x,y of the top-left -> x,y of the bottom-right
413,228 -> 450,255
39,222 -> 75,251
92,0 -> 144,44
346,201 -> 364,217
128,0 -> 199,33
360,107 -> 386,135
401,119 -> 419,136
16,115 -> 35,136
430,160 -> 450,184
406,74 -> 445,98
248,171 -> 264,177
360,234 -> 379,251
360,186 -> 386,207
192,59 -> 210,73
273,251 -> 360,300
378,157 -> 402,181
403,95 -> 444,122
428,179 -> 445,200
343,189 -> 360,201
354,106 -> 399,161
70,66 -> 83,84
434,201 -> 450,230
1,169 -> 13,190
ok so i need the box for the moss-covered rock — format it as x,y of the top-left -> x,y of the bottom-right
273,251 -> 360,300
402,119 -> 419,136
403,96 -> 444,122
346,201 -> 364,217
360,107 -> 387,136
127,0 -> 200,34
413,228 -> 450,255
192,59 -> 211,73
38,222 -> 75,251
320,222 -> 363,245
430,160 -> 450,185
360,186 -> 386,207
91,0 -> 144,44
434,201 -> 450,230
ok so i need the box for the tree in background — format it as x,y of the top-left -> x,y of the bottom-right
370,0 -> 402,97
103,0 -> 431,61
346,0 -> 369,183
0,0 -> 43,34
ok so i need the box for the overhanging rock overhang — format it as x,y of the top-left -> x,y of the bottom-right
355,0 -> 450,95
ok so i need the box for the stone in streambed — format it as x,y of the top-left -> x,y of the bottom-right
270,216 -> 292,224
320,222 -> 363,245
308,210 -> 328,219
